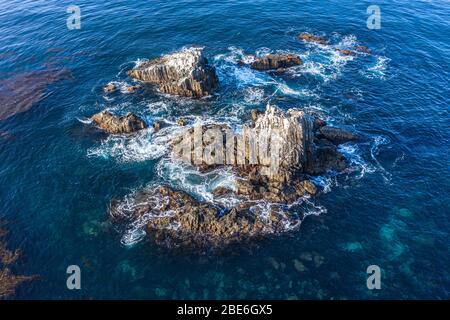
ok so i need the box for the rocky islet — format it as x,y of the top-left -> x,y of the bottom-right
89,38 -> 366,249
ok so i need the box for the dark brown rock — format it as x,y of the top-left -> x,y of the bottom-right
304,138 -> 347,175
153,121 -> 162,132
212,186 -> 234,196
109,186 -> 288,249
354,45 -> 371,53
250,54 -> 302,71
298,33 -> 327,45
126,85 -> 140,93
103,83 -> 117,93
127,47 -> 219,98
319,126 -> 358,144
313,117 -> 327,131
336,49 -> 356,56
91,110 -> 147,134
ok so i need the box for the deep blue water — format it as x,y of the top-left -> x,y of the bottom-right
0,0 -> 449,299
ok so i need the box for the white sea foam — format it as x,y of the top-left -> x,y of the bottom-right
370,135 -> 392,182
76,117 -> 93,124
103,81 -> 138,95
87,128 -> 168,162
362,56 -> 390,79
338,143 -> 376,179
156,158 -> 237,205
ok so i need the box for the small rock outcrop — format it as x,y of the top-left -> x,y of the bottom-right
127,47 -> 219,98
335,49 -> 355,56
318,125 -> 358,144
250,54 -> 302,71
103,83 -> 117,93
91,110 -> 147,134
298,33 -> 327,45
354,45 -> 371,53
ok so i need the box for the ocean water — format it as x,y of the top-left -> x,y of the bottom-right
0,0 -> 449,299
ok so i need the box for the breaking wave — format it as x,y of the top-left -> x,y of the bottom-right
87,128 -> 167,162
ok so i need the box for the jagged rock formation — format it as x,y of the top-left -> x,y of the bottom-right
298,33 -> 328,45
110,186 -> 292,249
127,47 -> 219,98
250,54 -> 302,71
170,105 -> 355,183
91,110 -> 147,134
108,106 -> 359,249
168,106 -> 356,200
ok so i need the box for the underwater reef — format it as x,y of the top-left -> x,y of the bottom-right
0,220 -> 36,299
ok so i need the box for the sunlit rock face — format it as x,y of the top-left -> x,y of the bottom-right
168,105 -> 353,202
127,47 -> 219,98
91,110 -> 147,134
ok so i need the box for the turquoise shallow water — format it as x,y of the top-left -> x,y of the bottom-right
0,0 -> 449,299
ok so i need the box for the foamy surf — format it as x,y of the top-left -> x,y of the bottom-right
87,128 -> 168,162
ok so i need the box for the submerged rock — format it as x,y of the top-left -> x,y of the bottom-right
298,33 -> 327,45
91,110 -> 147,134
335,49 -> 355,56
354,45 -> 371,53
250,54 -> 302,71
293,259 -> 307,272
153,121 -> 162,132
127,47 -> 219,98
0,67 -> 72,121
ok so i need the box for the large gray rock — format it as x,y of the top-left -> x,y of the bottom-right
127,47 -> 218,98
170,105 -> 347,201
91,110 -> 147,134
